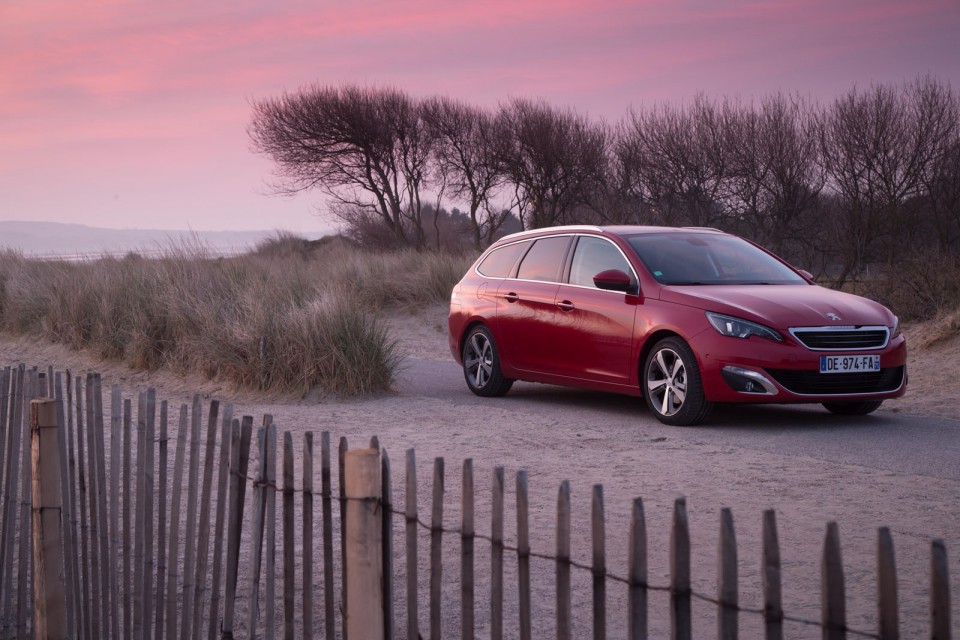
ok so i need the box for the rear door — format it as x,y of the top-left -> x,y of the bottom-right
551,235 -> 639,384
495,235 -> 571,373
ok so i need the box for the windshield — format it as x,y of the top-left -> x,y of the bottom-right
625,233 -> 806,285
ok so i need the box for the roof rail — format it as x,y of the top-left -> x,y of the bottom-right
500,225 -> 604,241
682,226 -> 723,232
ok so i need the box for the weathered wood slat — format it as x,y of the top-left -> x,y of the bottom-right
930,539 -> 950,640
321,431 -> 335,640
266,424 -> 279,640
56,373 -> 79,638
122,397 -> 133,640
92,374 -> 112,639
876,527 -> 899,640
108,384 -> 121,640
283,431 -> 296,640
82,381 -> 98,640
222,416 -> 253,639
762,510 -> 783,640
821,521 -> 846,640
405,448 -> 419,640
517,470 -> 531,640
339,436 -> 349,640
143,389 -> 157,640
556,480 -> 572,640
628,497 -> 647,640
303,432 -> 315,640
0,366 -> 9,513
718,507 -> 738,640
430,457 -> 445,640
207,402 -> 233,640
670,496 -> 691,640
16,369 -> 35,639
154,401 -> 169,640
249,427 -> 268,639
179,396 -> 204,640
592,484 -> 606,640
166,404 -> 190,640
191,400 -> 220,640
381,448 -> 394,640
491,466 -> 504,640
84,376 -> 102,640
0,367 -> 22,639
462,458 -> 475,640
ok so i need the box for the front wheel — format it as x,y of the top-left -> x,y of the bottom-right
462,325 -> 514,397
823,400 -> 883,415
642,337 -> 713,426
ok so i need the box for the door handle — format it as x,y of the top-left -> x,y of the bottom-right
504,292 -> 519,303
556,300 -> 575,311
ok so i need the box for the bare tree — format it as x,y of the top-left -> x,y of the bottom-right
819,77 -> 958,284
423,97 -> 509,249
725,93 -> 827,260
249,84 -> 434,248
496,98 -> 609,230
618,95 -> 733,228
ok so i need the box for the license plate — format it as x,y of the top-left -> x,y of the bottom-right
819,354 -> 881,374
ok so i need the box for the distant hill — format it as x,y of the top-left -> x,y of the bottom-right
0,221 -> 326,257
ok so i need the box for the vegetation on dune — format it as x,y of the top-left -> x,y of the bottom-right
0,238 -> 475,396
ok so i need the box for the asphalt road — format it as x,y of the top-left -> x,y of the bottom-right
399,357 -> 960,481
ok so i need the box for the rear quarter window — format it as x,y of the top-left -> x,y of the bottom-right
476,241 -> 530,278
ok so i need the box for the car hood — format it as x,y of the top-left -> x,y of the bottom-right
659,284 -> 895,329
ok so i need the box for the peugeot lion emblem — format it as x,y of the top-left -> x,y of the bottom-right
826,312 -> 841,321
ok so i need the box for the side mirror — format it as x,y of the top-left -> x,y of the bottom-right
797,269 -> 814,282
593,269 -> 635,293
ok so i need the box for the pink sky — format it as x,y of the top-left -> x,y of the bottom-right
1,0 -> 958,233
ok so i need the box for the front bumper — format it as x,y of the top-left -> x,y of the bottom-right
693,330 -> 908,404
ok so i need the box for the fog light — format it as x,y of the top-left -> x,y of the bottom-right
721,366 -> 777,395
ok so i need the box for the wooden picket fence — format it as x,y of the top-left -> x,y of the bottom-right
0,364 -> 954,639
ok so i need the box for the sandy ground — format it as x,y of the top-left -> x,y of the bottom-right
1,306 -> 958,639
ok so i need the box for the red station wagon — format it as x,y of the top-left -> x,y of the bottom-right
448,225 -> 907,425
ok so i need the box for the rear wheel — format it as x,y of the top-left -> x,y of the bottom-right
462,325 -> 514,397
822,400 -> 883,415
642,337 -> 713,426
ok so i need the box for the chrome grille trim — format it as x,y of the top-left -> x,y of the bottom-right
788,325 -> 890,351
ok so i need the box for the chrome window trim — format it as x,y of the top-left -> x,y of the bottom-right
788,325 -> 890,351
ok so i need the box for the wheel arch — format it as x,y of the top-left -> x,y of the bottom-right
638,329 -> 684,382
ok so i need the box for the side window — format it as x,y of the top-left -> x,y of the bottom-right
569,237 -> 634,288
516,236 -> 571,283
476,241 -> 530,278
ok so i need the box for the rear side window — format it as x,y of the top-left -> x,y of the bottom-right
476,241 -> 530,278
517,236 -> 571,283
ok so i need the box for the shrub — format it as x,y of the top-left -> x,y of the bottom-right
0,239 -> 470,396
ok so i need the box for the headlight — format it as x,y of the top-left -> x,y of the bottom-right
706,312 -> 783,341
891,316 -> 901,337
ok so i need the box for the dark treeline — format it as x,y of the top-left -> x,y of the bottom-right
249,77 -> 960,317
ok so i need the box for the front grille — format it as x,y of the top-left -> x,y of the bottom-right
790,327 -> 889,350
766,367 -> 904,395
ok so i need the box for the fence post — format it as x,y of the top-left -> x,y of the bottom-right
31,398 -> 66,640
930,539 -> 950,640
344,448 -> 383,640
822,522 -> 846,640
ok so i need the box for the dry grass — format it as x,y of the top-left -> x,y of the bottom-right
0,239 -> 475,395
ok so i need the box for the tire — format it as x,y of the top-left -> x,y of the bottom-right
822,400 -> 883,415
462,325 -> 514,397
642,337 -> 713,426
